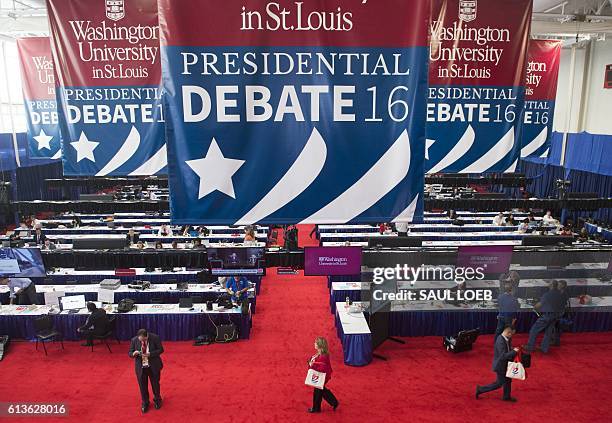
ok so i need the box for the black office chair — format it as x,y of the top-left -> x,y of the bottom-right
91,316 -> 119,353
151,298 -> 164,304
191,296 -> 203,304
33,316 -> 64,356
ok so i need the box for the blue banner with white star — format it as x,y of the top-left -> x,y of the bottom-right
17,37 -> 62,160
159,0 -> 428,224
47,0 -> 167,176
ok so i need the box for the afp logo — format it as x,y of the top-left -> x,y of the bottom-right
459,0 -> 477,23
105,0 -> 125,21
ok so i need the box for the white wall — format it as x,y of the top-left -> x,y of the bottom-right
554,38 -> 612,135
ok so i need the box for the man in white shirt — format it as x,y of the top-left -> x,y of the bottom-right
157,224 -> 173,237
493,212 -> 506,226
0,277 -> 38,305
395,222 -> 409,237
542,210 -> 558,226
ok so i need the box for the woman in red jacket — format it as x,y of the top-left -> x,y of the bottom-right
308,337 -> 339,413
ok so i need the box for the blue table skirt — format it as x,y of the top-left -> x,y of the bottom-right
0,291 -> 256,313
34,275 -> 263,294
334,312 -> 372,367
388,310 -> 612,337
585,223 -> 612,242
333,309 -> 612,366
0,311 -> 251,341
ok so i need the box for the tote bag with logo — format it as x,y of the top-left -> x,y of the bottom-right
506,354 -> 526,380
305,369 -> 326,390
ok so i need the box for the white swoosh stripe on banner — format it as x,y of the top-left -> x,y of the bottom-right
51,149 -> 61,160
427,125 -> 475,174
540,148 -> 549,158
460,126 -> 515,173
301,129 -> 411,224
96,125 -> 140,176
235,128 -> 327,225
129,144 -> 168,176
520,126 -> 548,158
391,195 -> 419,223
505,159 -> 518,173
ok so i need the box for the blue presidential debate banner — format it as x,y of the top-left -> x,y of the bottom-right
426,0 -> 532,174
519,39 -> 562,160
46,0 -> 167,176
16,37 -> 62,160
158,0 -> 429,224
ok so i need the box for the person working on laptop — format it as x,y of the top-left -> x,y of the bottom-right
77,302 -> 110,347
225,275 -> 249,302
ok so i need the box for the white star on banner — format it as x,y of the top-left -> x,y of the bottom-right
186,138 -> 245,199
70,132 -> 99,163
33,128 -> 53,150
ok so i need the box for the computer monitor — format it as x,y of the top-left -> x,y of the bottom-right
0,248 -> 46,278
60,294 -> 86,311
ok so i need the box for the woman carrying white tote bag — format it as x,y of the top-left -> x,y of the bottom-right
305,337 -> 340,413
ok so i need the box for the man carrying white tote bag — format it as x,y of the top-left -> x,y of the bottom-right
506,354 -> 527,381
476,326 -> 520,402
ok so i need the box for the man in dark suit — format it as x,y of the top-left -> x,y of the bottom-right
77,302 -> 110,346
476,326 -> 519,402
32,227 -> 47,245
129,329 -> 164,413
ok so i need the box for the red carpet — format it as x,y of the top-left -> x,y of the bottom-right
2,258 -> 612,421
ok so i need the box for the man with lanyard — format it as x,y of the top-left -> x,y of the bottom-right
129,329 -> 164,413
225,275 -> 249,303
1,277 -> 38,305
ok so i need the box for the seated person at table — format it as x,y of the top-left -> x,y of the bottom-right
225,276 -> 249,302
518,218 -> 530,233
527,212 -> 536,225
136,241 -> 146,250
126,229 -> 140,246
32,225 -> 47,245
577,228 -> 589,242
77,302 -> 110,347
180,225 -> 194,236
158,224 -> 173,237
42,239 -> 56,250
192,239 -> 204,249
71,217 -> 81,228
0,277 -> 39,305
154,241 -> 164,249
542,210 -> 558,226
244,228 -> 256,242
559,225 -> 573,236
505,214 -> 515,226
198,226 -> 210,236
493,212 -> 506,226
171,240 -> 179,249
